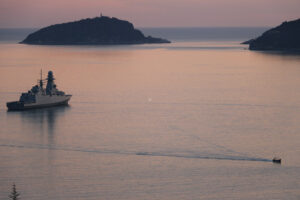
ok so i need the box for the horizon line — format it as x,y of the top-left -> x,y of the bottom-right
0,26 -> 271,30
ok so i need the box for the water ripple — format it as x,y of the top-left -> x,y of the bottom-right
0,143 -> 271,163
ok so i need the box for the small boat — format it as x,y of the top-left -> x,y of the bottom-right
7,70 -> 72,111
272,157 -> 281,164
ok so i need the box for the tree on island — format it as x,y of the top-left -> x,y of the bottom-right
9,183 -> 20,200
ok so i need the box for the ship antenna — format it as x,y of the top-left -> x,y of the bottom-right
39,69 -> 43,88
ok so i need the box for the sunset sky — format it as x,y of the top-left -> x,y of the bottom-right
0,0 -> 299,28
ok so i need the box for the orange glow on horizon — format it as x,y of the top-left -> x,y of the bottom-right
0,0 -> 299,28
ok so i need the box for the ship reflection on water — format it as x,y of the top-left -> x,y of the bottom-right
7,105 -> 70,145
21,105 -> 70,132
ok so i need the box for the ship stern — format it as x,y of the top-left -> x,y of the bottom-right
6,101 -> 25,111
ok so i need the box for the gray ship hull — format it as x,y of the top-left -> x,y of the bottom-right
6,71 -> 72,111
7,95 -> 71,111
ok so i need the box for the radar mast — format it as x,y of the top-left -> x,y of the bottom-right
39,69 -> 43,88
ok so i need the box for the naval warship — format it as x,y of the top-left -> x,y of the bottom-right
7,71 -> 72,110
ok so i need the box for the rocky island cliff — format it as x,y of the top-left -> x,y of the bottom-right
21,16 -> 170,45
243,18 -> 300,51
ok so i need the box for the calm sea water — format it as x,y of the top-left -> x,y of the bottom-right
1,28 -> 300,200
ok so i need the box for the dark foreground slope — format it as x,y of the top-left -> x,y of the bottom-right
243,18 -> 300,51
21,16 -> 170,45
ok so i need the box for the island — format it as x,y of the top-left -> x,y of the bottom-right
243,18 -> 300,51
20,16 -> 171,45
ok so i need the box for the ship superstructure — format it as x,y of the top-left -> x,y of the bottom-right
7,71 -> 71,110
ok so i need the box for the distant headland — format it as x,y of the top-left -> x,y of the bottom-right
243,18 -> 300,51
20,16 -> 171,45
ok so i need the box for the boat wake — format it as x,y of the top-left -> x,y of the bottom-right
135,151 -> 271,162
0,143 -> 271,163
